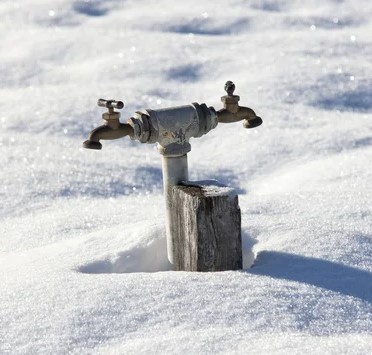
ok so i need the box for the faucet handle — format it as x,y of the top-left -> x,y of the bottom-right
98,98 -> 124,127
97,98 -> 124,110
224,81 -> 236,96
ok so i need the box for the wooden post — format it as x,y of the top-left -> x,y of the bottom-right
170,181 -> 242,271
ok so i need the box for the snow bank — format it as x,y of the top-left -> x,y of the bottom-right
0,0 -> 371,353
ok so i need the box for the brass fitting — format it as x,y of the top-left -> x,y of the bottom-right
217,81 -> 263,128
83,99 -> 134,150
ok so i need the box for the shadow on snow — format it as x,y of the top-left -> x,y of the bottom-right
250,251 -> 372,303
73,1 -> 108,17
165,18 -> 250,36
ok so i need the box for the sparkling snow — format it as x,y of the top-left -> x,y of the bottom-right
0,0 -> 371,354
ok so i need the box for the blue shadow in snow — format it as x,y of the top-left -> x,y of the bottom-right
309,74 -> 372,113
251,0 -> 286,12
316,84 -> 372,112
166,64 -> 201,83
166,18 -> 249,36
73,1 -> 108,17
354,136 -> 372,148
249,251 -> 372,303
286,74 -> 372,113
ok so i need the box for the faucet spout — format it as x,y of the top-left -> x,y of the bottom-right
217,105 -> 256,122
83,123 -> 134,150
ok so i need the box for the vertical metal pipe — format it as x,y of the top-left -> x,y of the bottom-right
161,154 -> 189,264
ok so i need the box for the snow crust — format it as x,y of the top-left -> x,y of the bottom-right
0,0 -> 371,353
184,180 -> 237,198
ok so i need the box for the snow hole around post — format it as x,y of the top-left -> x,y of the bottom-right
77,234 -> 173,274
77,230 -> 255,274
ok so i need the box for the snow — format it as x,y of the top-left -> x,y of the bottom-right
1,0 -> 371,353
182,180 -> 238,198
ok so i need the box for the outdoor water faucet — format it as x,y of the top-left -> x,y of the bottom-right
82,81 -> 262,264
83,82 -> 262,153
83,99 -> 134,150
217,81 -> 263,128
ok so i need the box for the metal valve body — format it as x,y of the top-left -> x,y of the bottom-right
129,103 -> 218,157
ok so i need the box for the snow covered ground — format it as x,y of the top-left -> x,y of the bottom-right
1,0 -> 371,353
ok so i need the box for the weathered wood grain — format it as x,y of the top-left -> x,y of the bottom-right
170,181 -> 242,271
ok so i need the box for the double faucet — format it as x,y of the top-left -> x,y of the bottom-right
83,81 -> 262,152
83,81 -> 263,264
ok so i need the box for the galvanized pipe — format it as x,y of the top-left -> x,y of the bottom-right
161,154 -> 189,264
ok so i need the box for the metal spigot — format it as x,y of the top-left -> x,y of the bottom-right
217,81 -> 263,128
82,82 -> 263,264
83,98 -> 134,150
